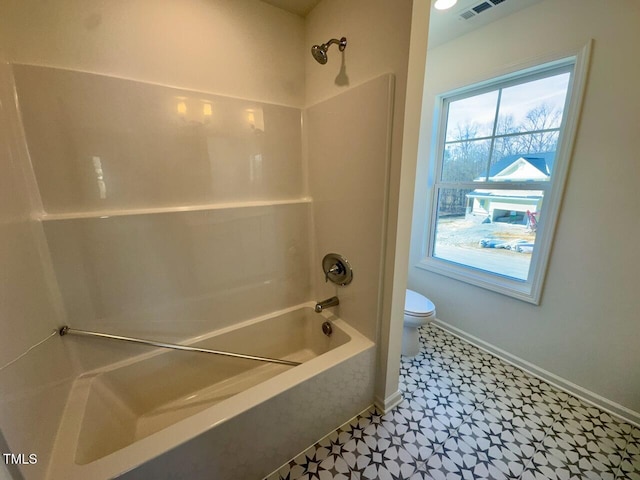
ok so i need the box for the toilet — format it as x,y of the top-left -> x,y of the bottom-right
402,289 -> 436,357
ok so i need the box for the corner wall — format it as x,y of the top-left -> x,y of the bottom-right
409,0 -> 640,417
306,74 -> 394,341
304,0 -> 415,407
0,61 -> 75,480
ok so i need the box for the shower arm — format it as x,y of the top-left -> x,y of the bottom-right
323,37 -> 347,52
58,326 -> 301,367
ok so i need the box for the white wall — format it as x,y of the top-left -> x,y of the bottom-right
409,0 -> 640,416
1,0 -> 305,107
304,0 -> 415,407
306,75 -> 394,341
0,61 -> 75,480
11,64 -> 310,373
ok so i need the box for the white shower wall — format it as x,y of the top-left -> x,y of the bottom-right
306,74 -> 395,341
1,1 -> 310,478
0,62 -> 75,480
15,66 -> 305,214
12,66 -> 396,372
13,65 -> 311,372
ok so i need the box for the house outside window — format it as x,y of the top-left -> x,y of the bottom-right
418,52 -> 590,303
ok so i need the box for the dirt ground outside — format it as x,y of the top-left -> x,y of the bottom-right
433,216 -> 536,280
435,216 -> 536,247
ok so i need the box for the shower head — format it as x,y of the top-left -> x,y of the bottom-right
311,37 -> 347,65
311,45 -> 328,65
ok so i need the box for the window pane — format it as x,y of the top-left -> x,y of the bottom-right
441,139 -> 491,182
496,73 -> 571,135
432,188 -> 544,280
445,90 -> 499,142
490,134 -> 558,182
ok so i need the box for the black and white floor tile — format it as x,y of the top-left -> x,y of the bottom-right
265,324 -> 640,480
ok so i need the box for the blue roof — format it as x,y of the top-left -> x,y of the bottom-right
484,152 -> 556,178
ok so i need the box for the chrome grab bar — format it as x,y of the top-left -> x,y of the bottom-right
59,326 -> 301,367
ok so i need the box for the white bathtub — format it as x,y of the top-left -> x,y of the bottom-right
47,303 -> 375,480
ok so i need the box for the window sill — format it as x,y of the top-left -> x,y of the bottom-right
416,256 -> 541,304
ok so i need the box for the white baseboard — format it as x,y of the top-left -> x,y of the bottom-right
374,390 -> 403,414
433,320 -> 640,427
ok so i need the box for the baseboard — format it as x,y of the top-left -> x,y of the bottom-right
374,390 -> 403,414
433,320 -> 640,427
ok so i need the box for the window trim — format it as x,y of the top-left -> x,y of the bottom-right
416,42 -> 592,304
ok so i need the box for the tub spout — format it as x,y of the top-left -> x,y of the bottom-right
315,296 -> 339,313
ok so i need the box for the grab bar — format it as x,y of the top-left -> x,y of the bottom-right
59,326 -> 301,367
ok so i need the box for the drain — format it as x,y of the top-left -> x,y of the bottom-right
322,322 -> 333,337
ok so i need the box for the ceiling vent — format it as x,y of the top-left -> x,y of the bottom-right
460,10 -> 476,20
459,0 -> 508,20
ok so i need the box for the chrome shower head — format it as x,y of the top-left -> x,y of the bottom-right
311,37 -> 347,65
311,44 -> 328,65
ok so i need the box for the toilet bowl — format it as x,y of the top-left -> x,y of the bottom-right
402,289 -> 436,357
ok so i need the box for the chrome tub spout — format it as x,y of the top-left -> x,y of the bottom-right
315,296 -> 339,313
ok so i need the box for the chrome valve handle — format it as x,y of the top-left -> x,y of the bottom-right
322,253 -> 353,286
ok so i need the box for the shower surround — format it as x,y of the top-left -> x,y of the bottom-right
15,64 -> 311,371
0,0 -> 417,478
5,62 -> 394,479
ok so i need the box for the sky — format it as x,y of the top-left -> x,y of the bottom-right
445,72 -> 571,141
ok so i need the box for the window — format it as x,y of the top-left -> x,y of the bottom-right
418,53 -> 589,303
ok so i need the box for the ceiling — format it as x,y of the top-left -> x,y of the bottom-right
259,0 -> 322,17
427,0 -> 543,49
260,0 -> 543,48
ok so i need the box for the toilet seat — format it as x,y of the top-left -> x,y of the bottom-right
404,290 -> 435,317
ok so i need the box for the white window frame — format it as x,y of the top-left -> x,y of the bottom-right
417,43 -> 591,304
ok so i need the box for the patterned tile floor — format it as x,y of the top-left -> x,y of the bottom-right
265,324 -> 640,480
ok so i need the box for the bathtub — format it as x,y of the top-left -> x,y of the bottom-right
47,303 -> 375,480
